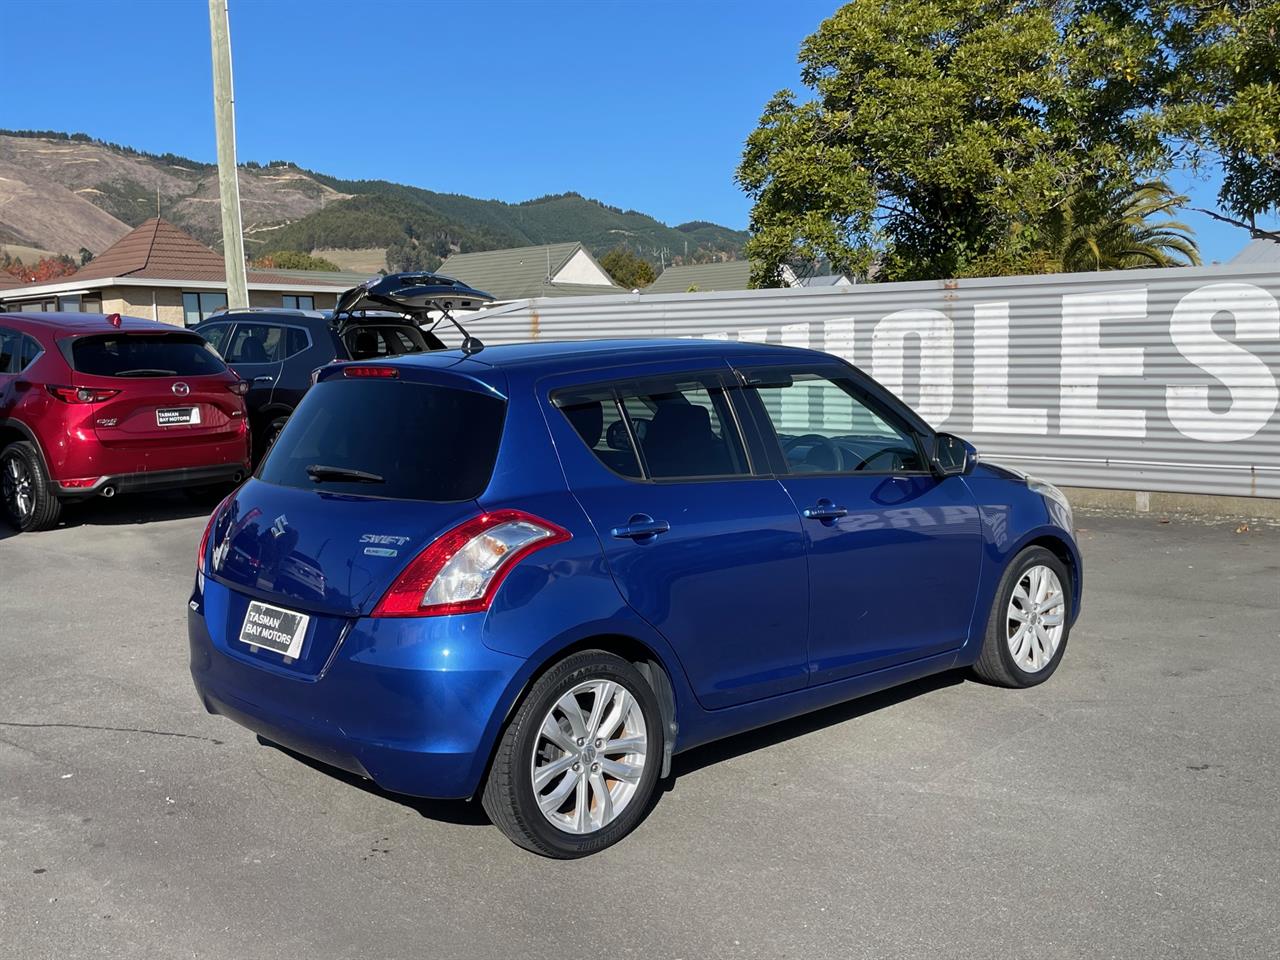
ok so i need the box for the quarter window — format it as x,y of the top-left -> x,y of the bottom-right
0,329 -> 42,374
748,372 -> 925,475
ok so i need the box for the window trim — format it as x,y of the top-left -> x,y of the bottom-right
551,369 -> 759,484
734,363 -> 934,478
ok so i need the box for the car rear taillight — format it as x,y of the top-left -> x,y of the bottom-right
344,365 -> 398,378
47,385 -> 121,404
227,380 -> 250,396
197,492 -> 236,575
372,510 -> 570,618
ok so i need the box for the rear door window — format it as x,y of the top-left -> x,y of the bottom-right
619,377 -> 750,479
69,333 -> 227,378
222,323 -> 289,364
258,378 -> 506,501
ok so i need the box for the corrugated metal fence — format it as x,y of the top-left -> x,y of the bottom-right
469,264 -> 1280,498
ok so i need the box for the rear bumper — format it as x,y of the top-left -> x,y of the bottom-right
56,462 -> 248,499
187,583 -> 528,799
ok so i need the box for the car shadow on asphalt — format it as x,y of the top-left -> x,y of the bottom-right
256,671 -> 967,832
254,737 -> 493,826
49,490 -> 222,530
664,670 -> 965,788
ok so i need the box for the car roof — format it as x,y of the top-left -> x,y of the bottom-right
203,309 -> 415,325
0,311 -> 199,335
391,338 -> 830,372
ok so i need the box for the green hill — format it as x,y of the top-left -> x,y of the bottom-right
0,130 -> 747,271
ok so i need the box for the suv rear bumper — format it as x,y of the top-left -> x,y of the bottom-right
54,463 -> 249,499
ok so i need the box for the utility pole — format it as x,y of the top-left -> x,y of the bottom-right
209,0 -> 248,309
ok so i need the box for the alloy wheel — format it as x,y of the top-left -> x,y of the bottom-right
1006,564 -> 1066,672
2,455 -> 33,521
530,679 -> 648,835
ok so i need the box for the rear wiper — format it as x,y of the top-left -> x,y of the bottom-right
115,368 -> 178,376
305,464 -> 384,484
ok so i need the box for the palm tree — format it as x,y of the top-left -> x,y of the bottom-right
1034,181 -> 1201,272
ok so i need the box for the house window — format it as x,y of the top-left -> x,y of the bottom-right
82,295 -> 103,314
183,291 -> 228,327
57,295 -> 81,312
282,295 -> 314,311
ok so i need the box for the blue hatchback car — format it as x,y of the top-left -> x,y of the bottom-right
189,338 -> 1081,857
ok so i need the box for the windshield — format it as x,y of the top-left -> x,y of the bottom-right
70,333 -> 227,378
258,378 -> 505,501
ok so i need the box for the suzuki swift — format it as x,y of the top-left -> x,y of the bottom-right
189,338 -> 1081,858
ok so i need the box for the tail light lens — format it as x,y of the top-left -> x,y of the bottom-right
47,385 -> 121,404
372,510 -> 570,618
227,380 -> 250,396
197,492 -> 236,575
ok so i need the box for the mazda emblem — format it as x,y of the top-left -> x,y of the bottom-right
172,382 -> 191,397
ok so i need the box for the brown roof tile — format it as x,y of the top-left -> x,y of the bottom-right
72,217 -> 229,282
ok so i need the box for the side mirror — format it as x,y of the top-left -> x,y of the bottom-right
930,432 -> 976,477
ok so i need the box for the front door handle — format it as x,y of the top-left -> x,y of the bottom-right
252,375 -> 275,382
802,499 -> 848,522
611,514 -> 671,541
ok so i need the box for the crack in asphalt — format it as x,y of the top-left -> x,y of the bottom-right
0,721 -> 223,745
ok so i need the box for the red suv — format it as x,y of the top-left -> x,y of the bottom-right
0,312 -> 252,532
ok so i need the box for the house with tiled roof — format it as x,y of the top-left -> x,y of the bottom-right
0,218 -> 369,326
437,242 -> 624,302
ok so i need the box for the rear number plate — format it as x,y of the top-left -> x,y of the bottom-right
157,406 -> 200,426
239,601 -> 310,659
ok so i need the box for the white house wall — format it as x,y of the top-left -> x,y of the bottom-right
470,264 -> 1280,499
552,249 -> 615,286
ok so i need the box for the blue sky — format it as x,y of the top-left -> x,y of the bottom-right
1,0 -> 1269,262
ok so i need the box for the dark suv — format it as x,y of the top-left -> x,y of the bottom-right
193,272 -> 493,455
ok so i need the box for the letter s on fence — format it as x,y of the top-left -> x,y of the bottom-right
1166,282 -> 1280,443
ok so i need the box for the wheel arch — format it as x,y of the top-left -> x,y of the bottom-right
476,631 -> 681,799
1023,532 -> 1082,623
0,419 -> 52,479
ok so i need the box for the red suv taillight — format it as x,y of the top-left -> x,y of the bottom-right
227,380 -> 250,396
47,385 -> 120,404
371,510 -> 570,618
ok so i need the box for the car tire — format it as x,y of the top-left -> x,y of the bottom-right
253,414 -> 290,462
972,545 -> 1072,688
482,650 -> 663,858
1,441 -> 62,532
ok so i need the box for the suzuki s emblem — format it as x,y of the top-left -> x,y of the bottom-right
270,514 -> 289,538
172,382 -> 191,397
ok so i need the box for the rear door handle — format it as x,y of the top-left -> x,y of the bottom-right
802,499 -> 848,522
252,375 -> 275,382
611,514 -> 671,541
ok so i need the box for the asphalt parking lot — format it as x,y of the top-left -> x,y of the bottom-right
1,498 -> 1277,959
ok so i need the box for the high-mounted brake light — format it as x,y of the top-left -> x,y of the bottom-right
344,365 -> 398,379
372,510 -> 571,618
47,385 -> 121,404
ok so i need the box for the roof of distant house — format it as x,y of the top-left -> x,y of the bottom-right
1229,238 -> 1280,266
797,273 -> 852,287
438,242 -> 623,301
0,218 -> 363,301
643,260 -> 754,294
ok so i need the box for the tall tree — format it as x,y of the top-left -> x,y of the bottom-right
599,247 -> 657,289
1159,0 -> 1280,241
737,0 -> 1169,283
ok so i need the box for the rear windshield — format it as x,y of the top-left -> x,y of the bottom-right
70,333 -> 227,378
342,324 -> 431,360
258,378 -> 505,501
